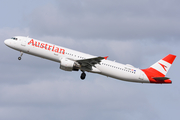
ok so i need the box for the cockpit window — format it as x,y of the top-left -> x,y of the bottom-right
11,37 -> 18,40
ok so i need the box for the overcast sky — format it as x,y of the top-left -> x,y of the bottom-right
1,0 -> 180,120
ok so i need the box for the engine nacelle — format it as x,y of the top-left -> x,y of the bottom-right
60,58 -> 80,71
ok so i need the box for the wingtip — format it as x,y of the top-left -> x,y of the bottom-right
104,56 -> 108,60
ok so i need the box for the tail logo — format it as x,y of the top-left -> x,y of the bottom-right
159,62 -> 167,72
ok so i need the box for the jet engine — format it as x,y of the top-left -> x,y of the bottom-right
60,58 -> 80,71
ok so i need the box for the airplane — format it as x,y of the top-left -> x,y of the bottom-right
4,36 -> 176,84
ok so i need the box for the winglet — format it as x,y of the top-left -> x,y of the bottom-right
104,56 -> 108,60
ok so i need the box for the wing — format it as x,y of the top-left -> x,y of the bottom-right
76,56 -> 108,71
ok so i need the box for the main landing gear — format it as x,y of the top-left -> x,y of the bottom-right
18,52 -> 23,60
80,71 -> 86,80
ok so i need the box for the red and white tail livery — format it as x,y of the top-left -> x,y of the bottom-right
4,36 -> 176,84
142,54 -> 176,83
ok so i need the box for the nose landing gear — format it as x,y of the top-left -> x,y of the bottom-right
18,52 -> 23,60
80,72 -> 86,80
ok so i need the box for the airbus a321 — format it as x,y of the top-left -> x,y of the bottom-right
4,36 -> 176,84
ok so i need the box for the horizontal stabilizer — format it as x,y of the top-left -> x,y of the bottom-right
152,77 -> 170,80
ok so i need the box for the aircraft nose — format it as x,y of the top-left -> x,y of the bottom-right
4,39 -> 12,47
4,39 -> 8,45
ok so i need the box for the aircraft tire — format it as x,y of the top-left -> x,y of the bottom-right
18,57 -> 21,60
81,72 -> 86,80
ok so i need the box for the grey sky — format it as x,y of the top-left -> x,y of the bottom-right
1,0 -> 180,120
26,0 -> 180,40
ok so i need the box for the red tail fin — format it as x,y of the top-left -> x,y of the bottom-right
141,54 -> 176,83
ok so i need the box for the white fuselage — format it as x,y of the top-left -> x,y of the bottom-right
4,36 -> 150,83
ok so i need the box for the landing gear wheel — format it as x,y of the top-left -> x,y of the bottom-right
18,57 -> 21,60
80,72 -> 86,80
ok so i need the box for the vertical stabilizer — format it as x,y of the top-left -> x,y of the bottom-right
141,54 -> 176,83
